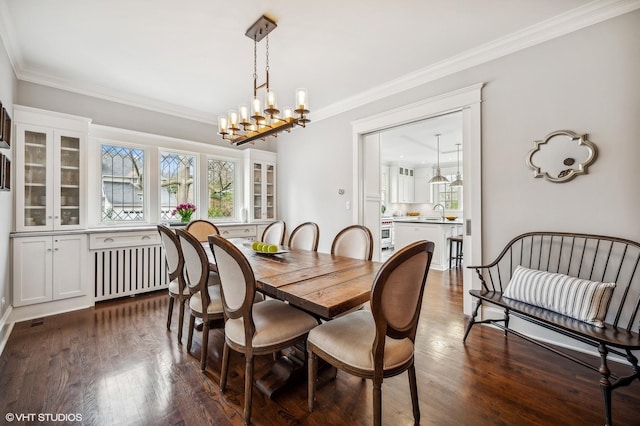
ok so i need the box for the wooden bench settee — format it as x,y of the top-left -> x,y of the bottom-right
463,232 -> 640,426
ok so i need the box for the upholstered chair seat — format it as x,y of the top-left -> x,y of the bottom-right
307,310 -> 414,371
225,299 -> 319,348
189,285 -> 223,315
168,279 -> 190,296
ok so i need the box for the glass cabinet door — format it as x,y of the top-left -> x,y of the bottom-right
58,135 -> 81,227
23,130 -> 49,228
265,164 -> 274,220
16,124 -> 84,232
253,162 -> 263,220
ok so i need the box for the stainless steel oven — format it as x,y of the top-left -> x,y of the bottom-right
381,218 -> 394,249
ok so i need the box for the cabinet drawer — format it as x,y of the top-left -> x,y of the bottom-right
218,225 -> 257,239
89,231 -> 160,249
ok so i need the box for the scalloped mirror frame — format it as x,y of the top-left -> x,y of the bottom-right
526,130 -> 598,183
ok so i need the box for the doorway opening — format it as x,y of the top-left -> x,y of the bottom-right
351,83 -> 483,315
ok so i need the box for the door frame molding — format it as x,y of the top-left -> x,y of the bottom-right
351,83 -> 483,315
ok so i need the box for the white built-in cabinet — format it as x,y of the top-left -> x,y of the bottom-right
14,107 -> 89,232
12,106 -> 91,309
12,234 -> 88,307
244,149 -> 277,222
389,166 -> 414,203
413,167 -> 432,203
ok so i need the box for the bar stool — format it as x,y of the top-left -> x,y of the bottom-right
448,236 -> 463,269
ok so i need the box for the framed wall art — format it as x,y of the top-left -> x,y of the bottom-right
0,101 -> 3,143
2,155 -> 10,190
0,153 -> 9,190
0,106 -> 11,149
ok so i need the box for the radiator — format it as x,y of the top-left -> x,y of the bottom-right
93,245 -> 168,301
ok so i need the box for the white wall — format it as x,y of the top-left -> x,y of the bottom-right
277,10 -> 640,256
16,81 -> 278,153
0,36 -> 17,343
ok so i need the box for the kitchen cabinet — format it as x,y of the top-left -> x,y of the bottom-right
389,166 -> 414,203
244,149 -> 277,222
394,221 -> 461,270
413,167 -> 432,203
14,107 -> 90,232
12,234 -> 88,307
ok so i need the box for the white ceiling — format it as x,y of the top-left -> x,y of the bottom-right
380,111 -> 463,167
0,0 -> 635,130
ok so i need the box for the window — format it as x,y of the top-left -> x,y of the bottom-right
207,159 -> 235,219
435,172 -> 461,210
160,152 -> 196,221
101,145 -> 145,222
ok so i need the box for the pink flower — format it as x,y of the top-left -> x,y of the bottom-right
172,203 -> 197,217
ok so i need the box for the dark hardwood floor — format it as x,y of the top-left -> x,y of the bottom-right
1,269 -> 639,425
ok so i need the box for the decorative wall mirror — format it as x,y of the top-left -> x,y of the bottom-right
526,130 -> 597,183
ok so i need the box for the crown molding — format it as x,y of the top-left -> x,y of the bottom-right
1,0 -> 638,125
16,67 -> 215,123
313,0 -> 640,121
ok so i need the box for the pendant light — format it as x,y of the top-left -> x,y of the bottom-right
450,143 -> 463,187
429,134 -> 449,185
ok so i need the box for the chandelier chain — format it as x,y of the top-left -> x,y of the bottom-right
265,34 -> 270,72
253,37 -> 257,81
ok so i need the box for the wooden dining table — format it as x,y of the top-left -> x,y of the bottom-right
205,238 -> 382,320
204,237 -> 383,397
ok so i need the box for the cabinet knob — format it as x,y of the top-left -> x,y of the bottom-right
54,248 -> 59,251
47,248 -> 52,252
244,229 -> 250,233
48,216 -> 53,219
54,216 -> 59,219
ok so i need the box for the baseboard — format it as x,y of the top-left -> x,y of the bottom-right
0,305 -> 14,356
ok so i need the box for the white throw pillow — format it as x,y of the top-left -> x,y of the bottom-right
503,265 -> 615,328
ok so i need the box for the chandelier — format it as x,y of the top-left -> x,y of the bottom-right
428,134 -> 449,184
450,143 -> 463,187
217,15 -> 310,146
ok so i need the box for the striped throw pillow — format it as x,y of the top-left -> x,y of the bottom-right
503,265 -> 615,328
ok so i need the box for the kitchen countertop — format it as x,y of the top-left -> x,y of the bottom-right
393,217 -> 463,225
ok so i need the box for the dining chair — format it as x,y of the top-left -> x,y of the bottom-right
209,234 -> 319,423
175,229 -> 224,371
288,222 -> 320,251
261,220 -> 286,245
157,225 -> 189,344
331,224 -> 374,260
307,240 -> 434,426
185,219 -> 220,242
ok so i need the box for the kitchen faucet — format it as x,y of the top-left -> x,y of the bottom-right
433,203 -> 445,220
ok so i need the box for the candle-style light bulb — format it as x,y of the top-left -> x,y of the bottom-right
218,116 -> 228,135
296,88 -> 308,111
252,97 -> 263,120
228,110 -> 239,131
239,105 -> 249,125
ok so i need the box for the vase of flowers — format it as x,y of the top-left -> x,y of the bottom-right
173,203 -> 197,223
